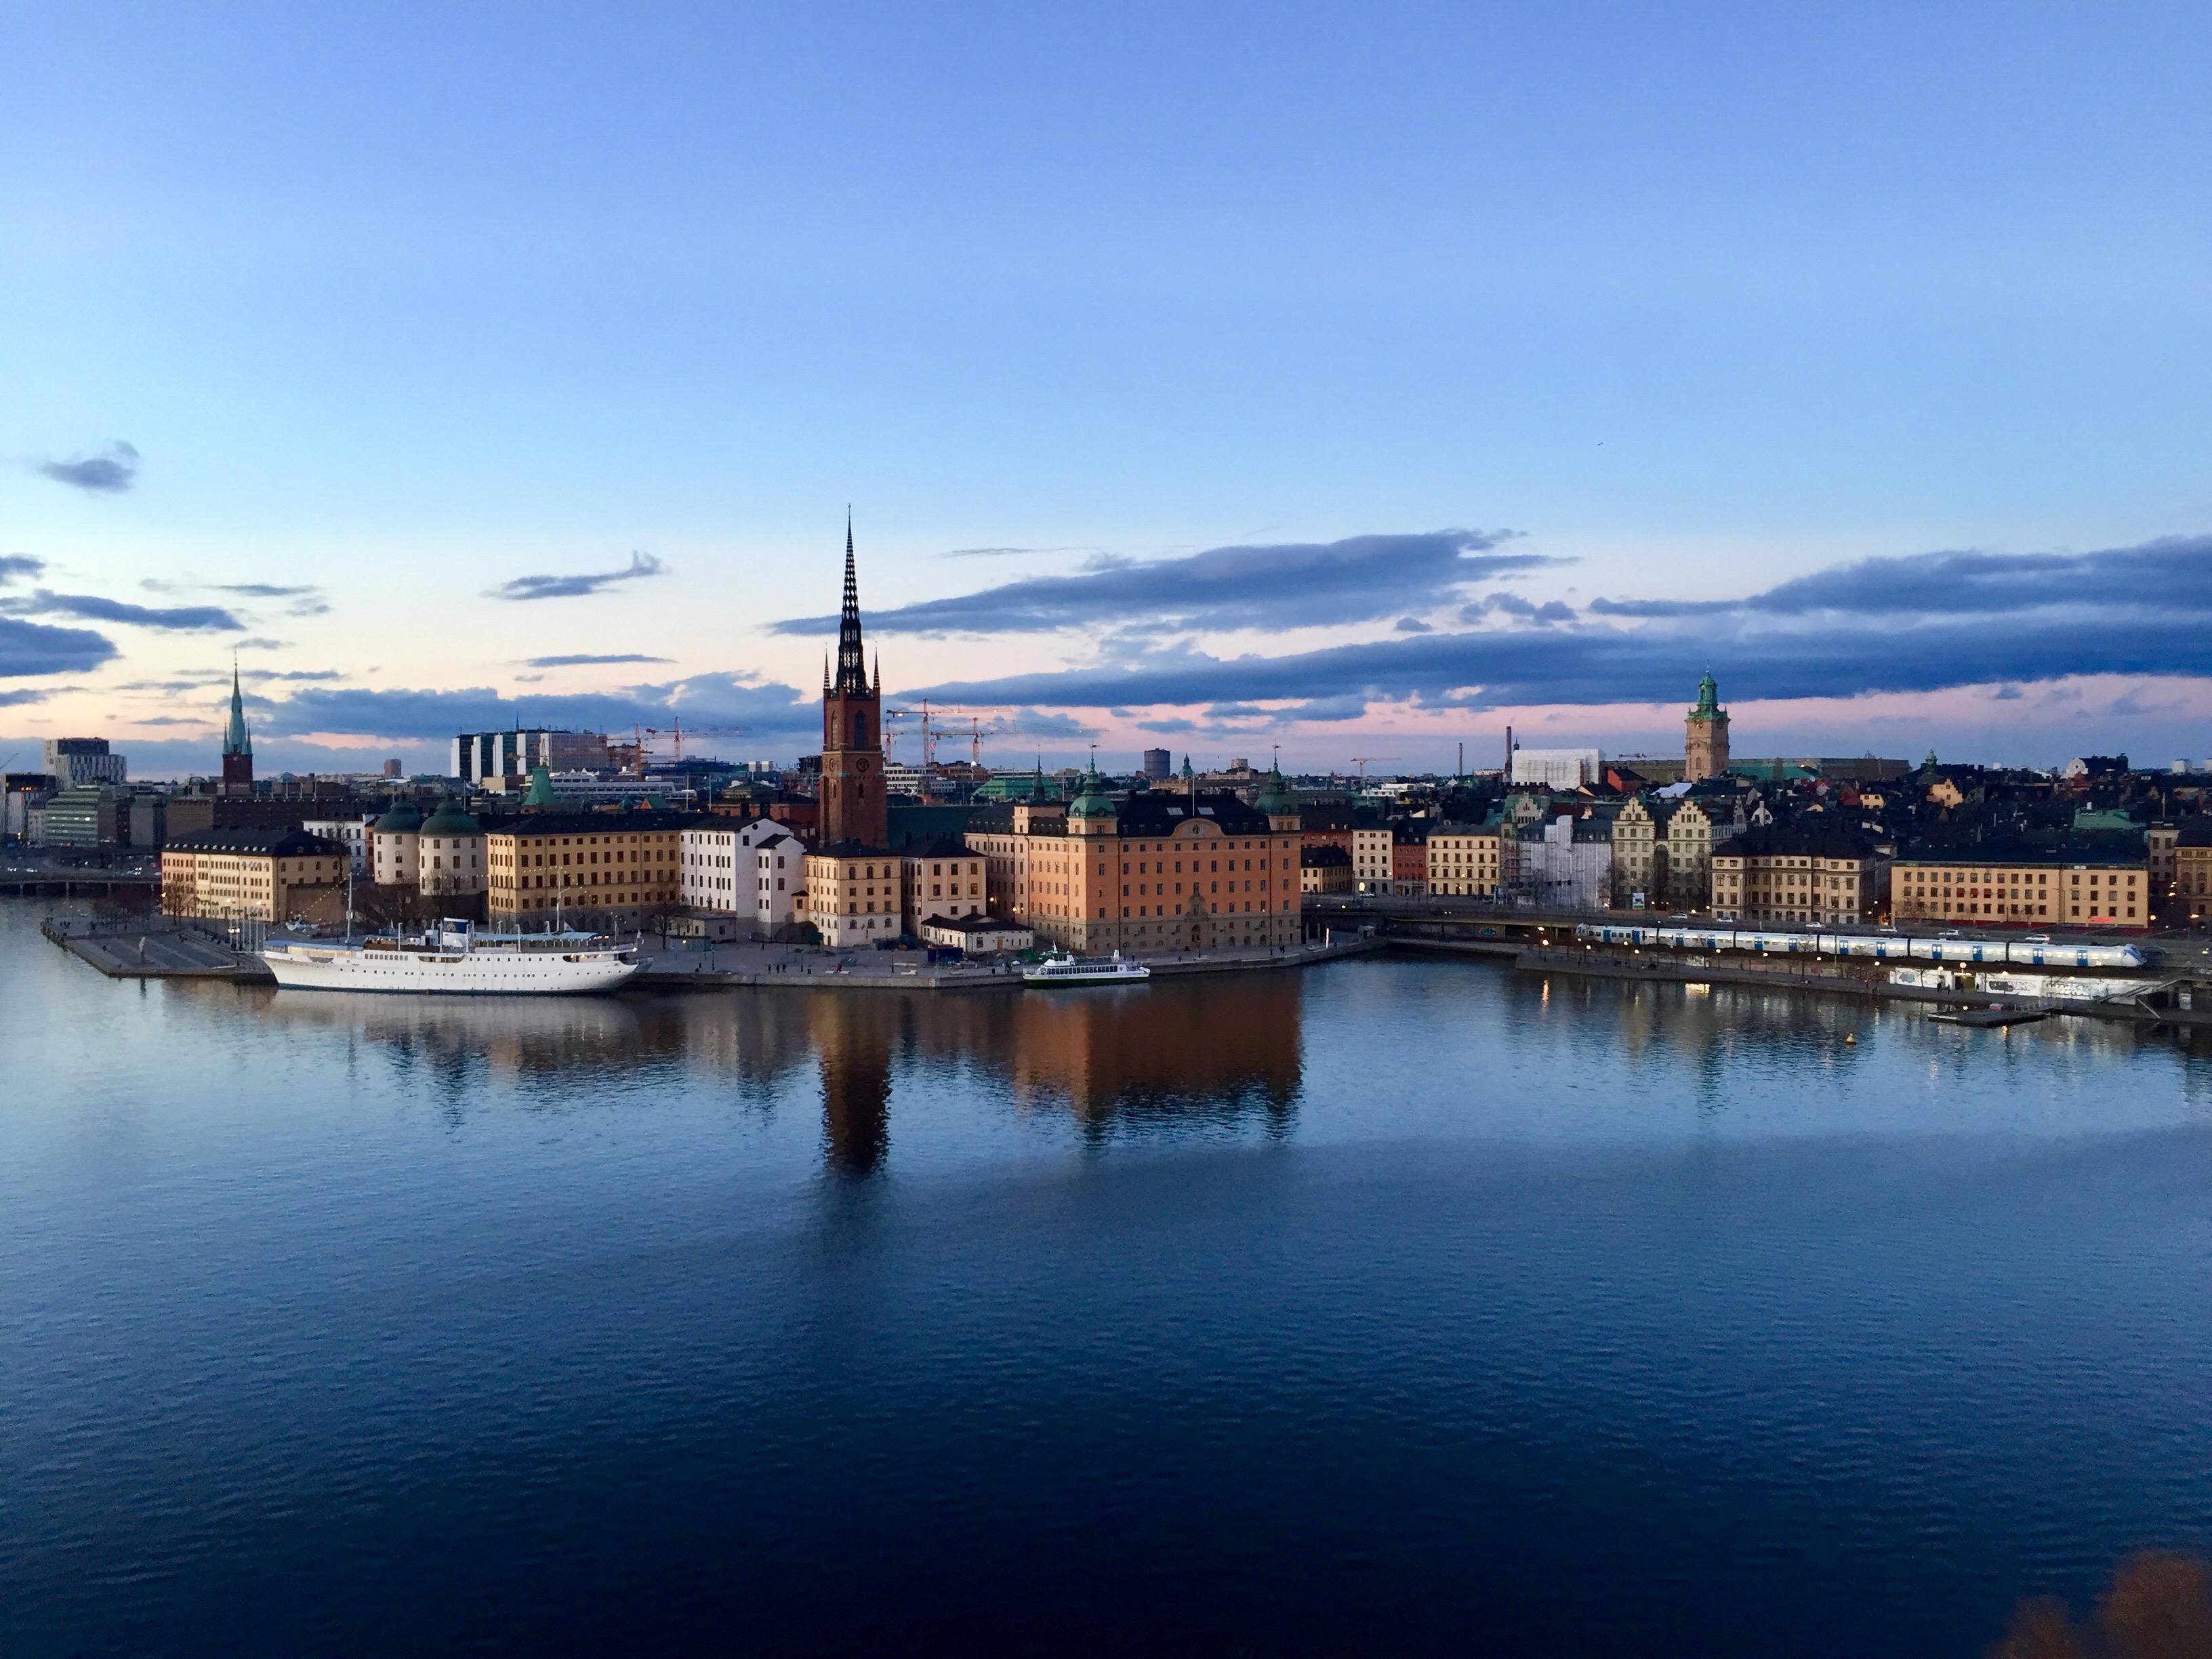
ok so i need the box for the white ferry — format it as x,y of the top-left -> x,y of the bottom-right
262,919 -> 639,995
1020,949 -> 1151,987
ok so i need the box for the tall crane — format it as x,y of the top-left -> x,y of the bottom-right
1349,756 -> 1398,785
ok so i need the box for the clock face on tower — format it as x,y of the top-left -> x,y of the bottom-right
858,757 -> 870,772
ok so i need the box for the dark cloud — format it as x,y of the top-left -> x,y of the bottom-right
265,672 -> 817,745
1590,537 -> 2212,619
0,616 -> 117,677
1463,592 -> 1578,625
287,600 -> 332,617
142,578 -> 330,617
489,551 -> 666,602
1394,616 -> 1433,633
8,590 -> 244,631
36,441 -> 139,494
0,555 -> 45,586
939,545 -> 1101,560
523,653 -> 674,668
0,687 -> 54,706
910,537 -> 2212,714
771,530 -> 1548,637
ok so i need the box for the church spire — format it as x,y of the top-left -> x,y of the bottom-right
222,659 -> 251,758
834,513 -> 868,695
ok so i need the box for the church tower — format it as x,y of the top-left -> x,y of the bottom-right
819,519 -> 888,849
220,661 -> 254,794
1684,671 -> 1729,782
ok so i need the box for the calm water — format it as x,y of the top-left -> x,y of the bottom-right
5,904 -> 2211,1656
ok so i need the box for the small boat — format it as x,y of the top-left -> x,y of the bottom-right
262,918 -> 638,995
1020,949 -> 1151,987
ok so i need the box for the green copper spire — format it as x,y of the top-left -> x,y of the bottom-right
522,761 -> 558,808
222,661 -> 251,757
1690,671 -> 1722,719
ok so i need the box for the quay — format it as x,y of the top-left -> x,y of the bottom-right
37,913 -> 1381,991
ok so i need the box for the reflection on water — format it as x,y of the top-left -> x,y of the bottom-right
239,975 -> 1307,1171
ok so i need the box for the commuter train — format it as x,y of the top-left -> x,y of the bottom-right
1572,922 -> 2148,971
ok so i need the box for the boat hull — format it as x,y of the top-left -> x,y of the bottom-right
264,944 -> 637,995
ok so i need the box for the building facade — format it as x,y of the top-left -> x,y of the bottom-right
680,816 -> 803,933
161,828 -> 348,922
1515,814 -> 1615,912
1684,672 -> 1729,782
966,766 -> 1304,956
483,811 -> 693,930
1710,830 -> 1886,926
1425,821 -> 1510,897
1300,844 -> 1353,894
800,847 -> 905,947
1891,852 -> 2149,928
43,737 -> 127,789
1509,748 -> 1601,790
1351,825 -> 1393,893
1390,826 -> 1429,897
2175,821 -> 2212,923
900,840 -> 986,931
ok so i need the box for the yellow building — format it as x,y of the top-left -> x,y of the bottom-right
161,827 -> 349,923
1891,852 -> 2148,928
967,764 -> 1304,956
1710,830 -> 1885,926
899,840 -> 986,931
801,848 -> 905,947
1425,821 -> 1510,897
484,811 -> 693,929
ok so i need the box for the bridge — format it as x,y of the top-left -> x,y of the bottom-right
0,869 -> 161,899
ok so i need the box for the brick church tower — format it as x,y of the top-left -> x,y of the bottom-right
819,520 -> 888,850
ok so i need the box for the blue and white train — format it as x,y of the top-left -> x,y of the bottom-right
1572,922 -> 2148,971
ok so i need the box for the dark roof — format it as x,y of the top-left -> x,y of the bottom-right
813,840 -> 898,857
1896,843 -> 2146,867
2177,819 -> 2212,848
1097,790 -> 1273,836
1301,844 -> 1352,867
164,827 -> 346,858
493,811 -> 708,837
919,912 -> 1029,935
907,836 -> 975,859
1719,825 -> 1880,861
1298,802 -> 1359,832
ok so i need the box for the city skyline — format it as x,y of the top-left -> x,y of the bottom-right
5,5 -> 2210,775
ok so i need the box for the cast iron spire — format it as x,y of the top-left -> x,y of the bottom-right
834,513 -> 868,695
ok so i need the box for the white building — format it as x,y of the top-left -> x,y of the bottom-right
302,813 -> 375,874
1515,814 -> 1615,912
450,729 -> 611,785
680,816 -> 802,936
1352,825 -> 1393,893
1509,748 -> 1602,790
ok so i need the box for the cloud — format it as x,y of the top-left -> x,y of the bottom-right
141,577 -> 331,617
260,671 -> 818,746
909,536 -> 2212,714
234,637 -> 290,649
0,687 -> 54,706
35,441 -> 139,494
939,545 -> 1101,559
0,617 -> 117,677
522,652 -> 674,668
1394,616 -> 1433,633
0,555 -> 45,586
287,600 -> 332,617
7,590 -> 244,631
1462,591 -> 1578,625
1589,537 -> 2212,620
489,550 -> 666,602
771,529 -> 1551,637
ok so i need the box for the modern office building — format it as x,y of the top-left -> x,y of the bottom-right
43,737 -> 126,789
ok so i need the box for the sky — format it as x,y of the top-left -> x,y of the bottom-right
3,1 -> 2209,779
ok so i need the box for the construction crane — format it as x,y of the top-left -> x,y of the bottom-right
1349,756 -> 1398,785
630,717 -> 746,767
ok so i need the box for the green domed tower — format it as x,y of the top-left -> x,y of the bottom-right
1255,759 -> 1300,831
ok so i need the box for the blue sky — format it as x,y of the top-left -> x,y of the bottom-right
3,2 -> 2209,776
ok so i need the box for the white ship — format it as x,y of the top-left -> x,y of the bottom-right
262,918 -> 639,995
1021,949 -> 1151,987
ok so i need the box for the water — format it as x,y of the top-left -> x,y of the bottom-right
5,903 -> 2211,1656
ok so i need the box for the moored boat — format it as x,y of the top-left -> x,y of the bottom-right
262,918 -> 638,995
1020,949 -> 1151,987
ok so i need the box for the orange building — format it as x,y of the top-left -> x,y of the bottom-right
967,763 -> 1304,956
1891,851 -> 2148,928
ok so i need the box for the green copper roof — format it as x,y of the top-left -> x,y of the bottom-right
222,663 -> 251,757
521,762 -> 560,808
419,800 -> 482,836
1689,672 -> 1724,720
1069,761 -> 1115,817
1254,759 -> 1296,817
371,800 -> 422,834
